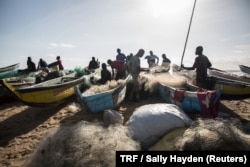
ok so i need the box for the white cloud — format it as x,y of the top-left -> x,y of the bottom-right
48,43 -> 58,47
60,43 -> 76,48
48,42 -> 76,49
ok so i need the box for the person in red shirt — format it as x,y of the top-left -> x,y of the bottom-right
107,59 -> 126,80
56,56 -> 64,70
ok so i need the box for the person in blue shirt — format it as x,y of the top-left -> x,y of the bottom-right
145,51 -> 159,68
116,48 -> 127,64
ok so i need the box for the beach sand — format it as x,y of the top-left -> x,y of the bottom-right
0,95 -> 250,166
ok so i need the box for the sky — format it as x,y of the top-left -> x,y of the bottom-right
0,0 -> 249,70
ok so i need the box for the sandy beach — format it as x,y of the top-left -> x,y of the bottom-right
0,92 -> 250,166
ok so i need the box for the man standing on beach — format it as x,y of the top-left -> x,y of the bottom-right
181,46 -> 212,88
145,50 -> 159,68
116,48 -> 127,64
128,49 -> 145,101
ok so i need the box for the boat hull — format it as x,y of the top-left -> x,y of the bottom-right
0,82 -> 33,99
239,65 -> 250,74
159,83 -> 221,117
74,76 -> 130,113
211,78 -> 250,96
0,72 -> 86,107
0,63 -> 20,79
208,67 -> 250,83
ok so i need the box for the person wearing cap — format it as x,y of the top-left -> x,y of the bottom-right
181,46 -> 212,88
56,56 -> 64,70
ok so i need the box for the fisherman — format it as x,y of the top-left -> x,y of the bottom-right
181,46 -> 212,88
27,57 -> 36,72
107,59 -> 126,80
125,53 -> 133,73
161,53 -> 171,70
88,57 -> 99,71
56,56 -> 64,70
18,57 -> 36,73
97,63 -> 112,84
37,58 -> 49,73
162,54 -> 171,64
127,49 -> 145,102
145,51 -> 159,68
116,48 -> 127,64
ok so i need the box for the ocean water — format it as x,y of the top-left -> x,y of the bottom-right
226,70 -> 250,78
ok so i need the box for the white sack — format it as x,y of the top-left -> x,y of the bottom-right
127,103 -> 193,149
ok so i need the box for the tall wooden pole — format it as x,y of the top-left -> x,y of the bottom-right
180,0 -> 197,68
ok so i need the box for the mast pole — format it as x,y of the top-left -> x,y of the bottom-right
180,0 -> 197,68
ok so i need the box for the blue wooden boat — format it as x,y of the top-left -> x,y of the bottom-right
0,63 -> 20,79
74,75 -> 131,113
158,83 -> 222,117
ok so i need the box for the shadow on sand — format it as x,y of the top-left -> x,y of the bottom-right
219,102 -> 250,124
0,102 -> 68,147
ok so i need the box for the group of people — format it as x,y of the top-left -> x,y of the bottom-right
87,48 -> 128,84
97,46 -> 212,100
22,45 -> 212,102
86,48 -> 172,101
20,56 -> 64,73
92,46 -> 211,101
88,48 -> 172,84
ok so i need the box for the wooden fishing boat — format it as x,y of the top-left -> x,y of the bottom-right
74,75 -> 131,113
0,77 -> 35,98
0,63 -> 20,79
208,67 -> 250,83
158,83 -> 222,117
208,76 -> 250,96
0,81 -> 33,99
239,65 -> 250,74
0,72 -> 88,107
